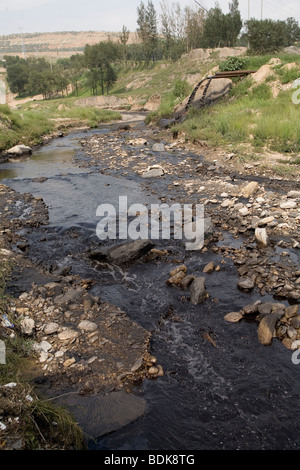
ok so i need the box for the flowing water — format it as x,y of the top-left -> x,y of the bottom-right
1,117 -> 300,450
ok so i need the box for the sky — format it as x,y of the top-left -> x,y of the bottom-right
0,0 -> 299,36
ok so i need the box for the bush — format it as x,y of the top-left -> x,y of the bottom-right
219,56 -> 247,71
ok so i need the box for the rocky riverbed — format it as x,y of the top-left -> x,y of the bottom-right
0,113 -> 300,449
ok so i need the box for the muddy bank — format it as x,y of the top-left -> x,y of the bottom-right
0,182 -> 156,447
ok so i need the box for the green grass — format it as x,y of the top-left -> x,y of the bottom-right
276,66 -> 300,84
173,74 -> 300,154
0,98 -> 121,152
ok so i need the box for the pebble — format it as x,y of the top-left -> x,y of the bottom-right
63,357 -> 76,368
190,277 -> 208,305
280,200 -> 297,209
224,312 -> 243,322
57,329 -> 79,341
237,278 -> 255,291
43,322 -> 59,335
77,320 -> 98,332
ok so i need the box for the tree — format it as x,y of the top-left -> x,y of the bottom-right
160,1 -> 186,59
284,17 -> 300,46
184,4 -> 205,51
119,25 -> 130,64
84,41 -> 121,95
247,19 -> 286,54
137,0 -> 158,62
201,1 -> 242,48
6,61 -> 29,94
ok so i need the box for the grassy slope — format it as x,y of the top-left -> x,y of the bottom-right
0,99 -> 121,152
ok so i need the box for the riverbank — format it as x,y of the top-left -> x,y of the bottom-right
0,111 -> 300,450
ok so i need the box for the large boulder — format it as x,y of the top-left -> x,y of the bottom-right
174,77 -> 232,114
90,239 -> 154,265
7,144 -> 32,156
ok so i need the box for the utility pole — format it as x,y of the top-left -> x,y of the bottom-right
18,27 -> 26,58
261,0 -> 263,20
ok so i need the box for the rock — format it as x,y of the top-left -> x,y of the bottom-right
91,239 -> 154,265
242,302 -> 260,315
287,190 -> 300,198
256,216 -> 275,227
141,166 -> 164,178
237,278 -> 255,291
224,311 -> 243,322
131,357 -> 144,373
280,200 -> 297,209
128,138 -> 147,146
58,329 -> 79,341
0,248 -> 14,257
169,265 -> 187,277
291,340 -> 300,350
203,261 -> 215,273
44,282 -> 63,297
53,391 -> 147,438
167,270 -> 186,286
33,340 -> 52,362
290,315 -> 300,329
43,322 -> 59,335
190,277 -> 208,305
287,326 -> 298,341
7,144 -> 32,156
20,318 -> 35,336
63,357 -> 76,368
239,207 -> 250,216
148,366 -> 159,376
257,302 -> 274,315
180,274 -> 195,289
77,320 -> 98,332
257,312 -> 284,345
282,337 -> 294,349
152,143 -> 165,152
255,227 -> 268,246
55,287 -> 85,305
240,181 -> 259,198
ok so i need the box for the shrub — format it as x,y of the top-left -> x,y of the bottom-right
219,56 -> 247,71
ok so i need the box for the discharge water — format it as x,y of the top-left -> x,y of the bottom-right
1,120 -> 300,450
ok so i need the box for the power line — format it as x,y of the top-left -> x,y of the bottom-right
193,0 -> 208,13
263,0 -> 300,19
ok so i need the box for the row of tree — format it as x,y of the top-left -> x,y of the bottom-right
4,55 -> 80,98
4,1 -> 300,98
134,0 -> 300,59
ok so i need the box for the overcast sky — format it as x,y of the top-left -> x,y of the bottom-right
0,0 -> 299,36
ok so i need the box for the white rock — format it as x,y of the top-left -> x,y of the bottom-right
58,329 -> 79,341
77,320 -> 98,332
255,227 -> 268,246
240,181 -> 259,198
0,248 -> 14,257
239,207 -> 250,216
7,144 -> 32,156
280,200 -> 297,209
287,191 -> 300,198
43,322 -> 59,335
20,317 -> 35,336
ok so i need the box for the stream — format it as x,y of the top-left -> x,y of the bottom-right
1,115 -> 300,450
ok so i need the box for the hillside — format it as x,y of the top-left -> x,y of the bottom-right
0,31 -> 139,60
